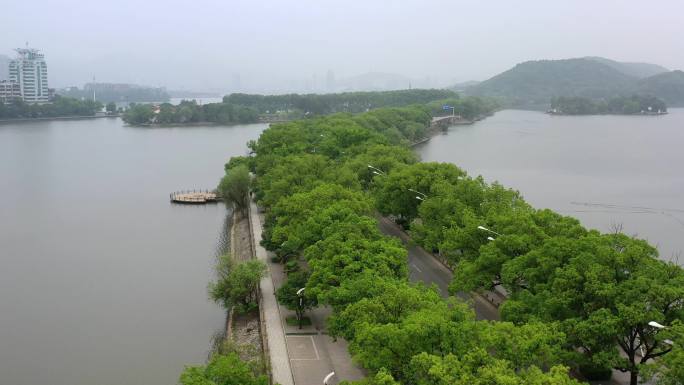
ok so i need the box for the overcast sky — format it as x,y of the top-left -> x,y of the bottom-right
3,0 -> 683,93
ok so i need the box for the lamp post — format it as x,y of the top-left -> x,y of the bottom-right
367,164 -> 385,175
640,321 -> 675,357
477,225 -> 502,236
323,371 -> 336,385
408,188 -> 427,199
296,287 -> 306,329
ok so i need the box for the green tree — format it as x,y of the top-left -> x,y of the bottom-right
179,352 -> 268,385
408,350 -> 580,385
327,281 -> 442,341
122,104 -> 155,124
276,271 -> 317,329
105,102 -> 117,114
499,233 -> 684,385
372,162 -> 466,227
217,165 -> 251,213
209,256 -> 265,313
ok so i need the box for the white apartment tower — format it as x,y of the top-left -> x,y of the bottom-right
9,48 -> 49,103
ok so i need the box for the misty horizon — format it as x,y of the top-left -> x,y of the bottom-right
2,0 -> 684,93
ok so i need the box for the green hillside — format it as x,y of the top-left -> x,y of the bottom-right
466,58 -> 634,108
635,70 -> 684,106
585,56 -> 668,78
466,57 -> 684,109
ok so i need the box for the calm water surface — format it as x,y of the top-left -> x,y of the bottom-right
416,109 -> 684,261
0,118 -> 267,385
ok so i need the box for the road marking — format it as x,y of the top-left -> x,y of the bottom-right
288,335 -> 320,361
411,263 -> 423,273
310,335 -> 320,360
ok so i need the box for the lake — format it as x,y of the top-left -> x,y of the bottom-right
2,109 -> 683,385
415,109 -> 684,261
0,118 -> 267,385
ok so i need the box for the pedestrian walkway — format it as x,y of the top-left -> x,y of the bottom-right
249,200 -> 365,385
269,260 -> 366,385
249,200 -> 295,385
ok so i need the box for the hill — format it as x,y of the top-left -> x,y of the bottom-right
465,57 -> 684,109
466,58 -> 635,108
635,70 -> 684,106
585,56 -> 668,78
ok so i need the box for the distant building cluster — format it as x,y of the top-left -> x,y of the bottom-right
0,47 -> 54,104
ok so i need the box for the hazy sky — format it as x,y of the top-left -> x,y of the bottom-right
3,0 -> 683,93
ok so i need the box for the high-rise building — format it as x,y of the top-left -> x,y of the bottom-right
0,54 -> 9,81
9,47 -> 49,103
0,80 -> 21,103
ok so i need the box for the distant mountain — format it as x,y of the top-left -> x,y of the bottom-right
337,72 -> 413,92
466,57 -> 683,109
466,58 -> 635,108
635,70 -> 684,106
585,57 -> 668,78
168,89 -> 222,98
449,80 -> 480,92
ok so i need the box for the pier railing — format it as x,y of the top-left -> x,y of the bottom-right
169,189 -> 220,204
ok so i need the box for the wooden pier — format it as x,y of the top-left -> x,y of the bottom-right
170,189 -> 220,204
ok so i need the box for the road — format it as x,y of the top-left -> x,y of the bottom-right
376,216 -> 501,321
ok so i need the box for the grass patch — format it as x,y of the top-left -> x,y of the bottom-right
285,315 -> 312,327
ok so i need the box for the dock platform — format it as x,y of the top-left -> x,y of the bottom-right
170,190 -> 220,204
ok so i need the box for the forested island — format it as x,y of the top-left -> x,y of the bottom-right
223,89 -> 456,115
549,95 -> 668,115
121,89 -> 477,126
122,100 -> 260,125
0,95 -> 103,120
193,98 -> 684,385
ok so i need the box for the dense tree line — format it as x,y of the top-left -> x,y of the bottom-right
122,100 -> 260,125
59,83 -> 170,103
223,89 -> 457,116
0,95 -> 102,119
211,96 -> 682,385
550,95 -> 668,115
425,96 -> 499,120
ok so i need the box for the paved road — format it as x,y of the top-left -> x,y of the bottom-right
376,216 -> 500,321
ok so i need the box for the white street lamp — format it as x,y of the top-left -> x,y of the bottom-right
367,165 -> 385,175
408,188 -> 427,199
323,371 -> 336,385
297,287 -> 305,306
487,236 -> 495,241
477,225 -> 502,236
649,321 -> 666,329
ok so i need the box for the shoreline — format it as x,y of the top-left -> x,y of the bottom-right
410,112 -> 495,147
0,114 -> 119,123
